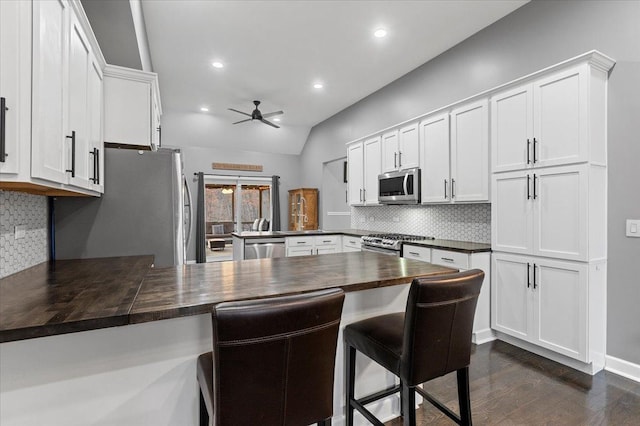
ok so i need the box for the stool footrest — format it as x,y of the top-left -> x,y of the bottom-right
415,386 -> 463,425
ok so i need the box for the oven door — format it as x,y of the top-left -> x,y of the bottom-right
361,244 -> 400,257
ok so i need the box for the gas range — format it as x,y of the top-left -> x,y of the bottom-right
361,233 -> 434,252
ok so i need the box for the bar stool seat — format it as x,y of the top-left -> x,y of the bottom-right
344,270 -> 484,426
197,288 -> 345,426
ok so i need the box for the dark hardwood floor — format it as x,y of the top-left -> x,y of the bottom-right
385,340 -> 640,425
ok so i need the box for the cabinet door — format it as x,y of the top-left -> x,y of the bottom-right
533,165 -> 588,261
87,57 -> 103,192
450,99 -> 489,202
398,123 -> 419,170
533,65 -> 587,167
532,258 -> 587,361
103,76 -> 151,145
316,246 -> 338,255
0,0 -> 30,175
420,113 -> 450,203
347,143 -> 364,206
67,12 -> 91,189
363,136 -> 381,205
31,0 -> 70,184
381,130 -> 399,173
286,246 -> 314,257
491,253 -> 531,340
491,85 -> 533,173
491,171 -> 533,255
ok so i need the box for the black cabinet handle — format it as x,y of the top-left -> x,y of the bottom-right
533,137 -> 538,163
394,152 -> 397,169
527,263 -> 531,288
527,175 -> 531,199
1,97 -> 7,162
441,257 -> 455,262
157,125 -> 161,148
533,174 -> 537,199
398,151 -> 402,168
444,179 -> 448,199
533,264 -> 538,289
451,178 -> 455,198
65,130 -> 76,177
408,251 -> 420,256
89,147 -> 100,184
527,138 -> 531,164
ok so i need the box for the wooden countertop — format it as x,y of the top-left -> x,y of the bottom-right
0,253 -> 455,343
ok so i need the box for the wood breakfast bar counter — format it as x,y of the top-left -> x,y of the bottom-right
0,252 -> 456,425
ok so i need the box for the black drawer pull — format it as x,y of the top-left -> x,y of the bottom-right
441,257 -> 455,262
408,251 -> 420,256
65,130 -> 76,177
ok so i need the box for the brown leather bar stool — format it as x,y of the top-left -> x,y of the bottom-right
344,269 -> 484,426
197,288 -> 345,426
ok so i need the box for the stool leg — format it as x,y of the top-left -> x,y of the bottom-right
199,389 -> 209,426
317,418 -> 332,426
457,367 -> 472,426
399,378 -> 404,417
401,382 -> 416,426
345,344 -> 356,426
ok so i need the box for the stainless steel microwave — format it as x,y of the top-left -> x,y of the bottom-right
378,168 -> 421,204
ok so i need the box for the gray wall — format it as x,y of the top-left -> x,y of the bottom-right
300,1 -> 640,364
161,111 -> 302,261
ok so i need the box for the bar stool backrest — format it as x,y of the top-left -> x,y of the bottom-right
400,269 -> 484,386
211,288 -> 345,425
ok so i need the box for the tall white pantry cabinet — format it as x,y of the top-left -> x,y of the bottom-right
490,52 -> 614,374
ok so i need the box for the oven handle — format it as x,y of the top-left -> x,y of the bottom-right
361,244 -> 400,256
403,173 -> 408,195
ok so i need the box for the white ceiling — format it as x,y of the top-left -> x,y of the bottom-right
140,0 -> 528,155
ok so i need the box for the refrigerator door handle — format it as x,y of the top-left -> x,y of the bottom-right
183,174 -> 194,250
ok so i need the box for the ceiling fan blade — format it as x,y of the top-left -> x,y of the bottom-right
260,119 -> 280,129
228,108 -> 252,117
261,110 -> 284,118
232,118 -> 253,125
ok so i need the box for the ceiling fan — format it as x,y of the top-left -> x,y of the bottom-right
228,100 -> 283,128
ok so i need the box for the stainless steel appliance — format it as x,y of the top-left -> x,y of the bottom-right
361,233 -> 433,256
244,237 -> 286,259
54,148 -> 192,267
378,168 -> 421,204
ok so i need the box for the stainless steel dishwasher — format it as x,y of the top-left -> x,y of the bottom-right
244,238 -> 286,259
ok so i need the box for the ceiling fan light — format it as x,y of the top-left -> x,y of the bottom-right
273,118 -> 281,122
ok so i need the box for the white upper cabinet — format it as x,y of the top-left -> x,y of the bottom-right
31,0 -> 70,185
347,142 -> 364,206
420,113 -> 450,203
0,0 -> 31,176
450,99 -> 489,202
87,56 -> 104,192
363,136 -> 381,205
381,130 -> 399,173
381,124 -> 419,173
492,55 -> 613,173
103,65 -> 161,150
1,0 -> 105,196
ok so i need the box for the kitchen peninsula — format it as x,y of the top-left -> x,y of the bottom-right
0,252 -> 456,425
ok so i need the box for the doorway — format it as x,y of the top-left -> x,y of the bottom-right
322,157 -> 350,230
204,176 -> 272,262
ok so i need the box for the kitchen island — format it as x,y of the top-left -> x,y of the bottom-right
1,252 -> 456,425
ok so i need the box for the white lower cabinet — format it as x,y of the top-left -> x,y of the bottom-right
491,252 -> 604,365
402,245 -> 493,344
286,235 -> 341,257
342,236 -> 362,252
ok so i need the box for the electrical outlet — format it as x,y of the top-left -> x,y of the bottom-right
626,219 -> 640,238
14,225 -> 26,240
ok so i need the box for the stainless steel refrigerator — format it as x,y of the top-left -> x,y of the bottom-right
54,148 -> 192,267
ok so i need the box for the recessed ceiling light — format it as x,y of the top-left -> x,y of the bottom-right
374,28 -> 387,38
313,83 -> 324,89
212,61 -> 224,69
273,118 -> 281,122
200,107 -> 209,112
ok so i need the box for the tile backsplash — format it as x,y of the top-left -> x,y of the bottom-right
351,203 -> 491,243
0,191 -> 49,278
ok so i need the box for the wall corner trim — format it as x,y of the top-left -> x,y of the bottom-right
605,355 -> 640,383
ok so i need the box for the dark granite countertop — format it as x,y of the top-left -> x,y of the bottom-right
402,239 -> 492,253
0,252 -> 455,343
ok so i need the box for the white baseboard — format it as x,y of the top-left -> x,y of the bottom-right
605,355 -> 640,383
473,328 -> 496,345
